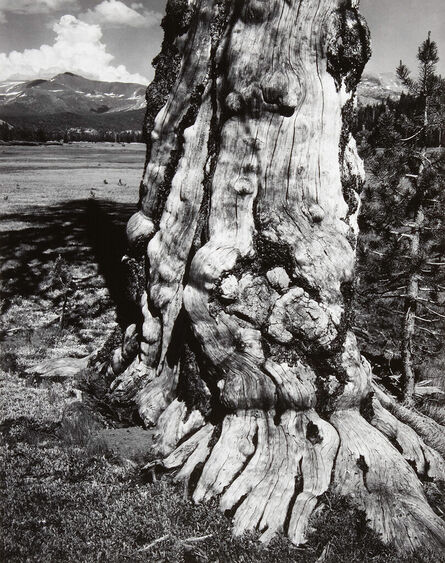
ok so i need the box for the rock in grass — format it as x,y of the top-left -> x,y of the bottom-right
28,356 -> 89,380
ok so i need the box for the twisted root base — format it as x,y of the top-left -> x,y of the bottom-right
146,405 -> 445,555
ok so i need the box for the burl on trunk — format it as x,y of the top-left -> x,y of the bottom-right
99,0 -> 445,555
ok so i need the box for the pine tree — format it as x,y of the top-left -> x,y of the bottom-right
397,33 -> 444,405
357,33 -> 445,405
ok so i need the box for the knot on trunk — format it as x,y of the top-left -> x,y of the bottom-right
126,210 -> 155,247
240,0 -> 270,24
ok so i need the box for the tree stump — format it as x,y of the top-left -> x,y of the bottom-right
99,0 -> 445,554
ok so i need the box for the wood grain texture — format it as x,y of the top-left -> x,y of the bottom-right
105,0 -> 445,553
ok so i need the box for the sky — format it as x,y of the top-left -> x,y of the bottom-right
361,0 -> 445,76
0,0 -> 443,85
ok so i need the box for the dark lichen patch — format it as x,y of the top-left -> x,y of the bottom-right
262,332 -> 306,367
177,342 -> 212,418
306,420 -> 323,445
229,276 -> 276,328
163,0 -> 194,36
122,256 -> 146,305
137,181 -> 149,210
359,391 -> 375,422
255,232 -> 295,276
193,2 -> 232,252
339,98 -> 355,156
210,0 -> 232,42
155,1 -> 232,239
326,4 -> 371,92
142,43 -> 181,171
141,0 -> 199,183
308,336 -> 353,416
356,454 -> 370,491
262,331 -> 348,418
339,278 -> 355,333
208,420 -> 223,450
314,371 -> 344,418
251,218 -> 322,301
339,98 -> 364,223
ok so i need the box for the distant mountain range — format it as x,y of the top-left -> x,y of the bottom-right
0,71 -> 404,134
0,72 -> 147,132
356,72 -> 404,106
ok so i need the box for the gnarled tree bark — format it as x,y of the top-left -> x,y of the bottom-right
97,0 -> 445,555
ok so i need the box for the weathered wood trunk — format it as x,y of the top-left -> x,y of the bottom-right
102,0 -> 445,554
402,204 -> 424,406
402,101 -> 429,406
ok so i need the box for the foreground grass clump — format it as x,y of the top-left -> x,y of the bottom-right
0,371 -> 68,425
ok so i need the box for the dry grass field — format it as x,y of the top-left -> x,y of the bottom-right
0,142 -> 143,218
0,142 -> 143,369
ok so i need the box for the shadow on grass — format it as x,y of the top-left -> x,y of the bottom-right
0,198 -> 137,325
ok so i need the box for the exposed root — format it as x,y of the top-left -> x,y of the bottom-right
144,404 -> 445,555
374,384 -> 445,458
148,408 -> 338,545
136,363 -> 179,427
28,356 -> 89,381
152,398 -> 205,457
145,423 -> 214,484
109,358 -> 154,402
331,409 -> 445,554
105,324 -> 139,381
371,398 -> 445,480
193,410 -> 259,503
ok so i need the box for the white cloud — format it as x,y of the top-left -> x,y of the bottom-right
0,0 -> 79,22
0,15 -> 149,83
79,0 -> 161,28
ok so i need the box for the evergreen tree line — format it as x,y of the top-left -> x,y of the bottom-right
0,123 -> 143,144
354,90 -> 444,152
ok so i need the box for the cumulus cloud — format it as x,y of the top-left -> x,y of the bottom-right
0,0 -> 79,22
79,0 -> 161,28
0,14 -> 149,83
